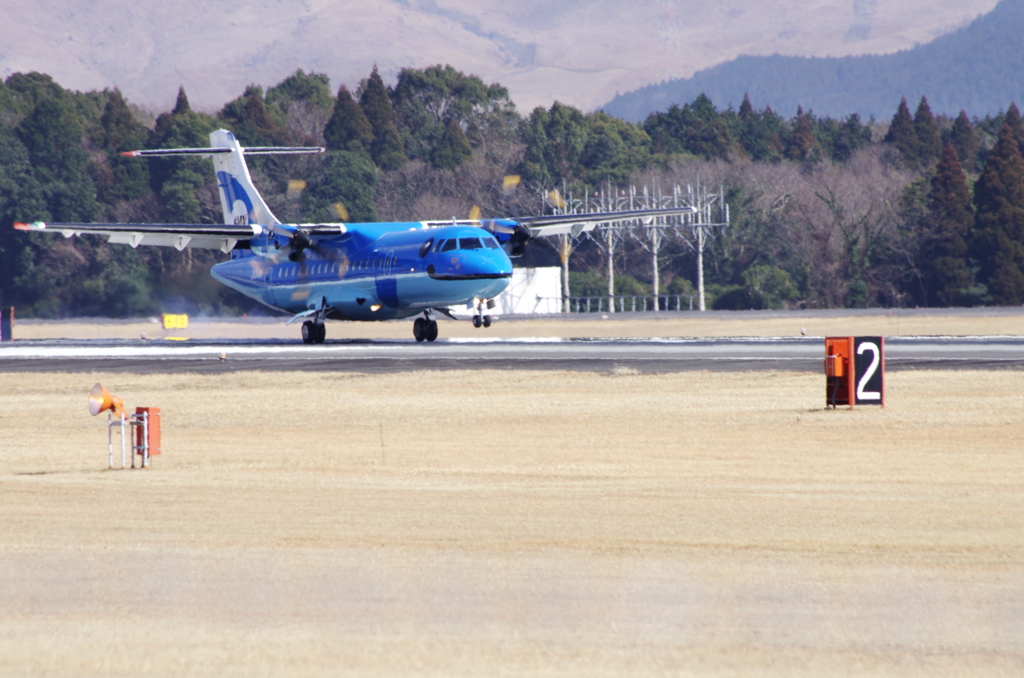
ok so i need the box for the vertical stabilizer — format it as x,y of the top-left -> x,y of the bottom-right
209,130 -> 280,227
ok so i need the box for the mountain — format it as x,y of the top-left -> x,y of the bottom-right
0,1 -> 997,114
603,0 -> 1024,121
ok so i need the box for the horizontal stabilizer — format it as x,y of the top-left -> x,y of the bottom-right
121,146 -> 324,158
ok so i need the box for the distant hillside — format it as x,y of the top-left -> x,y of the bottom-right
604,0 -> 1024,121
0,0 -> 997,115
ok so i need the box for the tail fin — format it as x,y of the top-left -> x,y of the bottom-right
208,129 -> 279,227
121,129 -> 323,227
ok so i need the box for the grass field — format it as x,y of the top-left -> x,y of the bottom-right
1,368 -> 1022,676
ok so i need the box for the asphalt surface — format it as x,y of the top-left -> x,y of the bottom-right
1,336 -> 1022,374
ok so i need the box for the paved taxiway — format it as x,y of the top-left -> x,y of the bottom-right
1,336 -> 1022,373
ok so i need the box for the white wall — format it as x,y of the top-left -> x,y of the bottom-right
495,267 -> 562,315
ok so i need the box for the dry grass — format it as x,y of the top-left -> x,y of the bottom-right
1,369 -> 1022,676
12,310 -> 1024,341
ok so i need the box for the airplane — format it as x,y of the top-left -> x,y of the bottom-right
16,129 -> 698,343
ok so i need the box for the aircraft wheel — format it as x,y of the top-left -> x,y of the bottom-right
472,315 -> 482,328
482,315 -> 492,328
425,320 -> 439,342
301,321 -> 315,344
413,317 -> 427,342
314,323 -> 326,344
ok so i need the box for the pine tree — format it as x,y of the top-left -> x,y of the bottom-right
172,86 -> 190,115
919,143 -> 973,305
972,123 -> 1024,305
884,97 -> 917,166
786,107 -> 819,161
359,66 -> 407,170
323,85 -> 373,155
738,93 -> 753,121
914,96 -> 942,167
949,110 -> 980,170
431,118 -> 473,169
1003,102 -> 1024,156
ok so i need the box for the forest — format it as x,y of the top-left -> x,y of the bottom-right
2,64 -> 1024,317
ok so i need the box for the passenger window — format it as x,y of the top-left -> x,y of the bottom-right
460,238 -> 483,250
484,237 -> 499,249
441,239 -> 457,252
419,238 -> 434,257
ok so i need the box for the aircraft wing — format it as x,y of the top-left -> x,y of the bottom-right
517,206 -> 699,238
14,221 -> 267,253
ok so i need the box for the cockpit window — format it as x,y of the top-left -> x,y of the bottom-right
441,239 -> 457,252
433,239 -> 445,253
419,238 -> 434,257
484,237 -> 499,249
459,237 -> 483,250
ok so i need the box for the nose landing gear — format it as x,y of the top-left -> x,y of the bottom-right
472,299 -> 494,329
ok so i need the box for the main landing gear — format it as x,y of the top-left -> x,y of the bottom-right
301,320 -> 326,344
413,316 -> 438,343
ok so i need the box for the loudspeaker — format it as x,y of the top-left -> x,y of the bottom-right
89,383 -> 125,417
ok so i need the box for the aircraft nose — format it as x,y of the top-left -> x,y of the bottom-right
429,250 -> 511,280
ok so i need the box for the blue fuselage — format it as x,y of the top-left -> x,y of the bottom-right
210,222 -> 513,320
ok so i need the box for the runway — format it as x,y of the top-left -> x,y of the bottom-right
2,335 -> 1022,373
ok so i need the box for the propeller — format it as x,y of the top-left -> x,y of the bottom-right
261,225 -> 348,291
468,175 -> 537,258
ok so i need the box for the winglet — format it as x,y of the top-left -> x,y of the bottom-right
119,150 -> 141,157
13,222 -> 43,231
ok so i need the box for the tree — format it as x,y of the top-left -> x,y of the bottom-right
580,112 -> 651,184
918,143 -> 973,306
265,70 -> 334,144
359,66 -> 407,170
786,107 -> 819,161
742,264 -> 797,309
265,70 -> 333,115
172,86 -> 190,115
972,123 -> 1024,305
999,103 -> 1024,168
519,102 -> 588,185
914,96 -> 942,167
15,97 -> 97,222
93,88 -> 150,204
732,102 -> 786,162
391,64 -> 517,163
4,72 -> 70,123
0,127 -> 46,309
149,89 -> 219,223
644,94 -> 733,160
948,110 -> 980,171
825,113 -> 872,162
301,151 -> 378,223
323,85 -> 373,155
738,93 -> 753,121
884,97 -> 917,166
219,85 -> 294,146
431,118 -> 473,170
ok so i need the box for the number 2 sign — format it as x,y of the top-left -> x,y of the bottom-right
825,336 -> 885,408
854,338 -> 884,405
